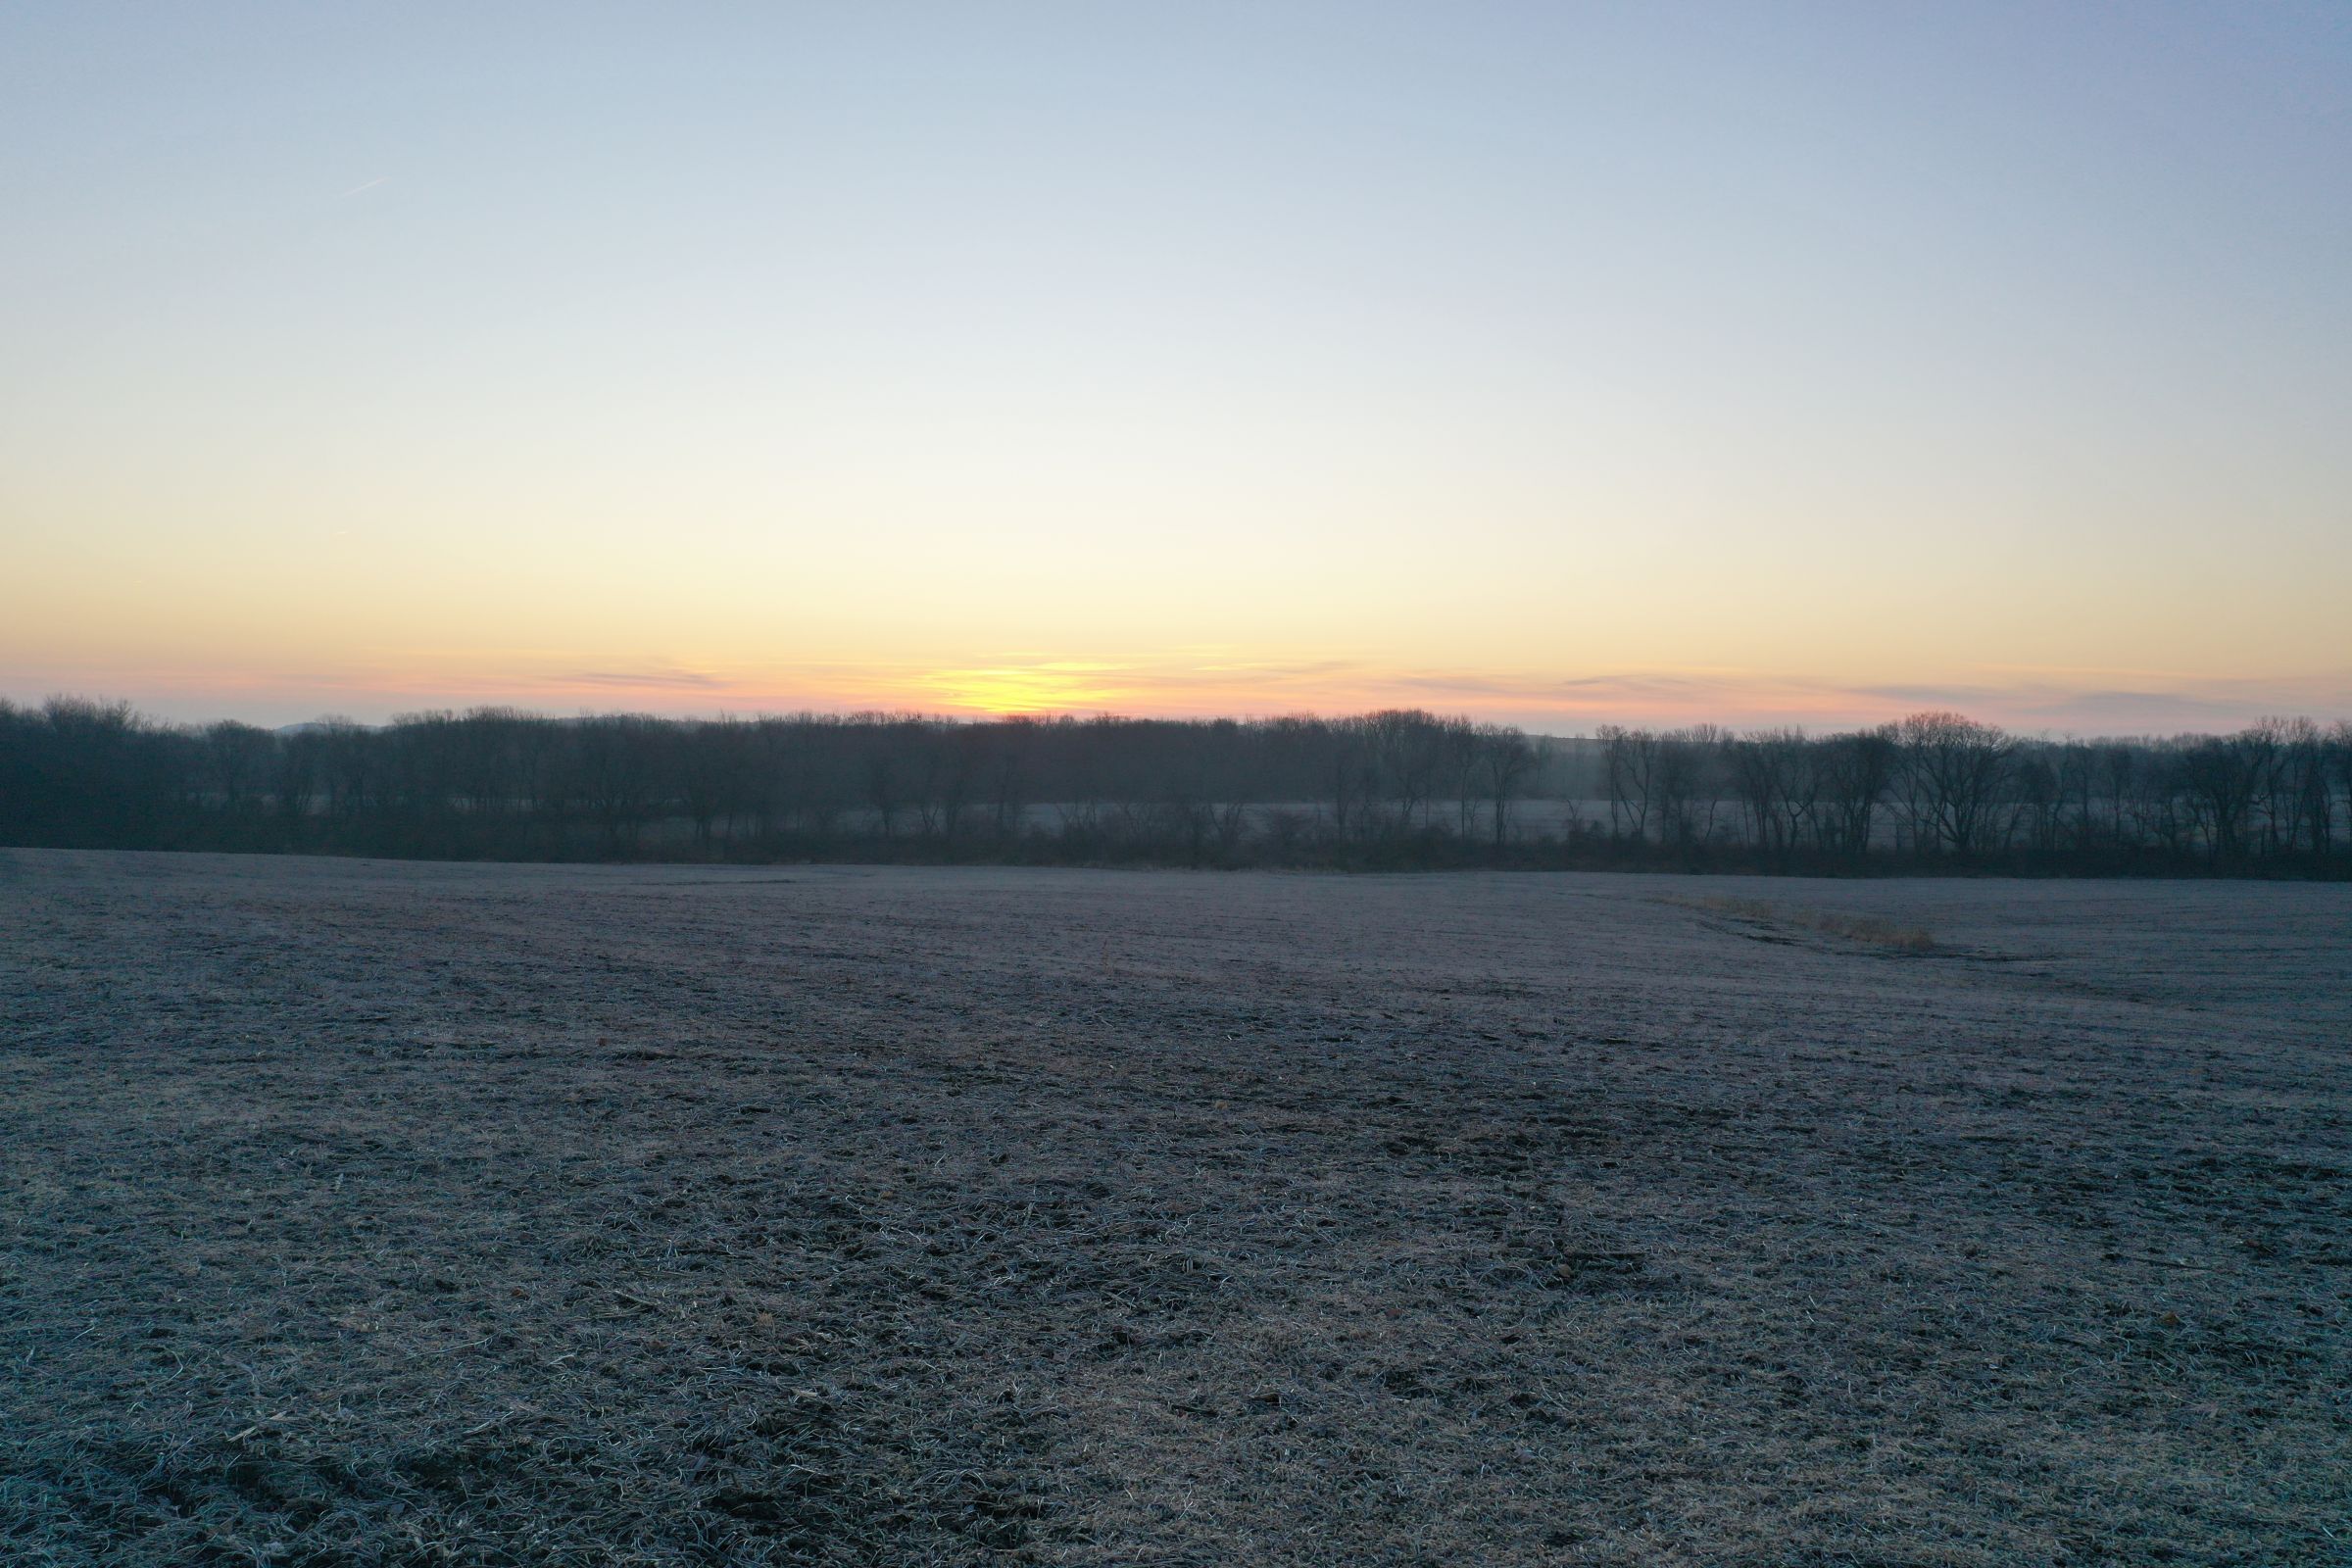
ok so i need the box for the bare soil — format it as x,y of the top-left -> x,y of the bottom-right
2,850 -> 2347,1566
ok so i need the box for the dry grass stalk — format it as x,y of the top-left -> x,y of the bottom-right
1667,893 -> 1936,952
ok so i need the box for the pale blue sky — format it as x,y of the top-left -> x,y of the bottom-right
4,3 -> 2348,729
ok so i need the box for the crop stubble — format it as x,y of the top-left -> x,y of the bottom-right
2,851 -> 2347,1565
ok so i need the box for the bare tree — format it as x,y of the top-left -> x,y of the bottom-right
1475,724 -> 1536,848
1596,725 -> 1655,842
2180,733 -> 2259,862
673,719 -> 733,847
1899,711 -> 2016,857
1652,727 -> 1720,848
1819,725 -> 1897,858
1726,728 -> 1819,858
203,721 -> 278,814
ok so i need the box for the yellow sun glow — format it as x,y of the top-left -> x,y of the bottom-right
913,665 -> 1131,715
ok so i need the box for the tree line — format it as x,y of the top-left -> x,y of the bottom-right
2,697 -> 2347,874
1594,712 -> 2349,870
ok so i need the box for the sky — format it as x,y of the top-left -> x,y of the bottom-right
3,2 -> 2348,734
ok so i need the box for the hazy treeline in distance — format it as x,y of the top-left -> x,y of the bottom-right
4,698 -> 2349,876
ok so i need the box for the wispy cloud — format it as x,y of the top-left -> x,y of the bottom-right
564,668 -> 727,691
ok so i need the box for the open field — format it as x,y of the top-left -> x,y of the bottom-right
2,851 -> 2347,1566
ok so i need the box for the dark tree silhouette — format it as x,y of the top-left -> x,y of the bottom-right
2,699 -> 2343,875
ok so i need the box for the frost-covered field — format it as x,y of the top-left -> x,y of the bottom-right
3,850 -> 2347,1566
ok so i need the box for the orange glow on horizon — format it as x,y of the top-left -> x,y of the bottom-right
11,648 -> 2346,737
